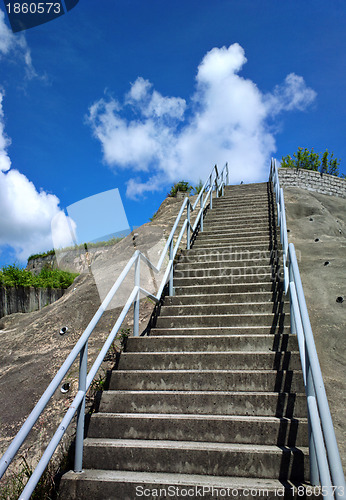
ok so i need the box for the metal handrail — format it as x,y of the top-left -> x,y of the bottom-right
270,159 -> 345,500
0,162 -> 229,499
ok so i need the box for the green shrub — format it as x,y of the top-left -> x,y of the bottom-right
168,181 -> 193,197
27,249 -> 55,262
194,180 -> 204,195
0,264 -> 78,289
281,147 -> 341,177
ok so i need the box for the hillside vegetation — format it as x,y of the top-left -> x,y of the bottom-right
0,264 -> 78,289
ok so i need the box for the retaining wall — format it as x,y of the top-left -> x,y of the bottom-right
0,286 -> 65,319
278,168 -> 346,198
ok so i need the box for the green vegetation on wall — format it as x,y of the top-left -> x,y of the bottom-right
167,180 -> 207,198
0,264 -> 79,289
281,147 -> 344,177
168,181 -> 193,197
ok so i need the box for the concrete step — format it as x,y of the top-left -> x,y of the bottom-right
173,273 -> 275,288
118,351 -> 301,371
209,197 -> 271,206
100,390 -> 307,417
192,240 -> 275,251
60,469 -> 321,500
204,213 -> 271,224
197,231 -> 273,242
174,282 -> 279,295
159,302 -> 288,317
206,208 -> 271,219
151,325 -> 289,335
203,210 -> 276,222
175,258 -> 274,270
181,247 -> 279,259
174,265 -> 274,280
88,413 -> 308,447
213,196 -> 269,205
127,334 -> 299,353
207,206 -> 271,216
164,291 -> 277,305
202,221 -> 273,232
194,234 -> 273,246
225,181 -> 268,189
191,240 -> 276,250
81,439 -> 309,481
176,254 -> 279,268
199,227 -> 272,238
109,369 -> 304,392
206,206 -> 271,215
155,312 -> 286,328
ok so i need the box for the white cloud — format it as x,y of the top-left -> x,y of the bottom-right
266,73 -> 317,114
0,92 -> 11,172
0,91 -> 71,262
0,8 -> 37,78
88,43 -> 317,199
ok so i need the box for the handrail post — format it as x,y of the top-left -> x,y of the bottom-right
74,341 -> 88,472
168,239 -> 174,296
306,353 -> 320,486
210,186 -> 213,210
186,202 -> 191,250
200,195 -> 204,232
133,255 -> 140,336
226,162 -> 229,185
289,263 -> 297,337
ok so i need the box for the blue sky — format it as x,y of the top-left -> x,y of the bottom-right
0,0 -> 345,267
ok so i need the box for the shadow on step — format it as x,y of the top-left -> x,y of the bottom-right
278,446 -> 306,482
276,418 -> 300,447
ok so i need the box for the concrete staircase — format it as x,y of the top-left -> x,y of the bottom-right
61,182 -> 310,499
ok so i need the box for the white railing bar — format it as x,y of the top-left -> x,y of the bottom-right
192,185 -> 213,232
289,281 -> 307,384
19,389 -> 86,500
156,197 -> 190,270
86,286 -> 139,385
290,281 -> 333,494
307,395 -> 334,499
289,244 -> 345,495
138,286 -> 160,304
157,260 -> 174,299
173,219 -> 188,257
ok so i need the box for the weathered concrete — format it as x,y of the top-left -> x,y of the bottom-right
60,181 -> 310,498
0,285 -> 65,319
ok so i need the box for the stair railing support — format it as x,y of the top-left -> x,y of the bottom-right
168,239 -> 174,296
133,255 -> 140,336
186,203 -> 191,250
74,341 -> 88,473
200,195 -> 204,232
